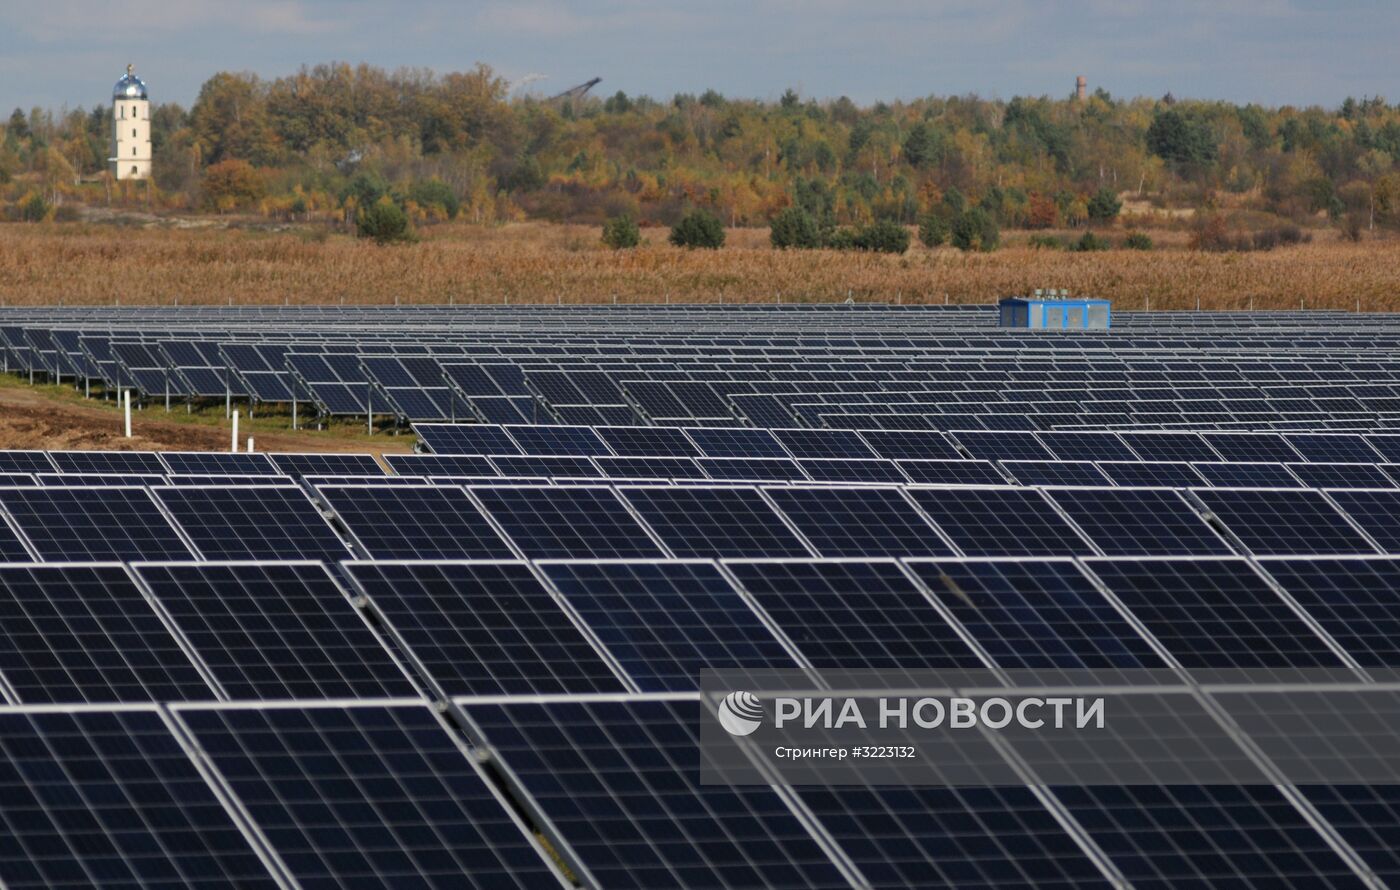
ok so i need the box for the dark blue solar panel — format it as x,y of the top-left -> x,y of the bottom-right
1324,489 -> 1400,552
1118,432 -> 1220,463
1192,462 -> 1302,488
765,486 -> 953,557
1036,431 -> 1139,461
1259,557 -> 1400,668
620,486 -> 813,558
594,455 -> 708,480
0,564 -> 214,703
415,423 -> 522,454
856,429 -> 961,460
1096,461 -> 1207,488
152,485 -> 353,561
907,559 -> 1168,671
1299,784 -> 1400,883
267,452 -> 384,476
1000,460 -> 1113,487
725,559 -> 983,671
1284,433 -> 1384,464
0,709 -> 279,889
1047,488 -> 1234,556
384,454 -> 499,476
346,560 -> 625,694
1053,785 -> 1367,889
48,450 -> 167,475
798,785 -> 1114,890
1192,488 -> 1379,555
907,487 -> 1095,557
134,561 -> 417,699
539,560 -> 800,691
490,455 -> 603,478
471,485 -> 666,559
697,456 -> 809,481
771,428 -> 878,459
595,425 -> 701,456
180,704 -> 559,889
1084,557 -> 1348,671
158,452 -> 278,475
951,431 -> 1056,461
0,450 -> 55,473
0,486 -> 194,561
321,484 -> 516,559
896,459 -> 1008,485
503,424 -> 610,456
685,427 -> 789,457
796,458 -> 908,483
1202,432 -> 1304,463
1286,462 -> 1396,489
462,698 -> 851,890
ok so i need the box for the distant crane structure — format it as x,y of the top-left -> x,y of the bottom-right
551,77 -> 602,102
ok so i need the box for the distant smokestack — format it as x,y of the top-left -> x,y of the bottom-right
1076,75 -> 1087,101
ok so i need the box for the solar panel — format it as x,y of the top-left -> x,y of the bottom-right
151,485 -> 352,561
1192,461 -> 1302,488
0,564 -> 214,702
797,785 -> 1114,890
178,704 -> 563,889
1036,431 -> 1139,461
724,559 -> 983,671
1258,556 -> 1400,668
765,486 -> 953,557
134,561 -> 417,699
344,561 -> 626,694
538,560 -> 801,691
594,455 -> 708,480
1000,460 -> 1113,486
267,452 -> 384,476
35,471 -> 167,486
503,423 -> 611,456
470,485 -> 666,559
415,422 -> 522,454
0,486 -> 194,561
1324,489 -> 1400,551
461,698 -> 852,890
0,709 -> 279,889
158,452 -> 278,475
1192,488 -> 1379,555
906,487 -> 1096,557
1118,432 -> 1221,463
0,450 -> 54,473
1298,784 -> 1400,884
1083,557 -> 1348,671
384,453 -> 499,476
1051,785 -> 1368,889
1285,433 -> 1385,463
796,457 -> 908,483
908,558 -> 1168,672
595,425 -> 701,456
951,430 -> 1057,461
1046,488 -> 1234,556
697,456 -> 809,481
771,428 -> 878,459
684,426 -> 788,457
1286,462 -> 1396,489
490,455 -> 604,478
855,429 -> 961,460
48,450 -> 167,475
620,485 -> 814,558
1095,460 -> 1207,488
166,474 -> 295,486
896,459 -> 1008,485
1202,432 -> 1304,463
321,484 -> 516,559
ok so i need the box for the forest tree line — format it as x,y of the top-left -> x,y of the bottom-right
2,61 -> 1399,234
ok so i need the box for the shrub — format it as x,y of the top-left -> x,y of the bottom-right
19,193 -> 49,222
1070,231 -> 1113,252
918,212 -> 950,247
950,207 -> 999,251
1026,234 -> 1064,250
825,227 -> 858,250
408,179 -> 460,220
1123,231 -> 1153,250
854,219 -> 910,254
53,203 -> 81,223
356,196 -> 414,245
1252,228 -> 1279,251
1086,186 -> 1122,222
601,214 -> 641,249
1276,224 -> 1307,245
201,159 -> 265,212
1189,214 -> 1231,251
669,210 -> 725,249
769,206 -> 821,249
1340,214 -> 1364,243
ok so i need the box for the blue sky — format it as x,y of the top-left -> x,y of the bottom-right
2,1 -> 1395,112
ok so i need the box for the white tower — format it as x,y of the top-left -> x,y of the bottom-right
111,64 -> 151,180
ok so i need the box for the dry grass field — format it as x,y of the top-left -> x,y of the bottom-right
0,220 -> 1396,310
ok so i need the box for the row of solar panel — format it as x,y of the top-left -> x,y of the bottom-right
7,690 -> 1400,889
3,554 -> 1400,702
0,449 -> 382,477
0,481 -> 1396,563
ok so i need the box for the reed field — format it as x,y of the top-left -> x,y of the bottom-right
0,221 -> 1396,310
